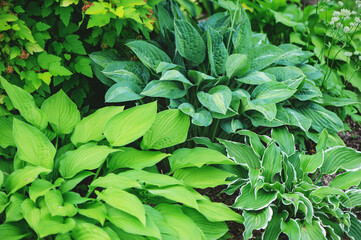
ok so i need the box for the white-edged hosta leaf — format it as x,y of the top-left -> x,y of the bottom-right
281,219 -> 300,240
300,151 -> 324,173
207,27 -> 228,76
104,81 -> 143,103
108,148 -> 170,171
321,146 -> 361,174
141,80 -> 186,99
147,186 -> 198,209
90,173 -> 141,189
233,183 -> 277,211
226,54 -> 250,79
0,116 -> 15,148
251,81 -> 296,104
348,213 -> 361,240
271,127 -> 295,156
71,106 -> 124,146
243,206 -> 273,240
197,199 -> 244,223
0,223 -> 29,240
141,109 -> 190,150
0,76 -> 47,130
118,170 -> 183,188
71,222 -> 111,240
59,144 -> 118,179
104,102 -> 157,146
261,142 -> 282,182
284,107 -> 311,132
310,187 -> 347,202
263,210 -> 288,240
236,130 -> 265,157
175,19 -> 205,64
159,70 -> 193,85
236,71 -> 275,85
248,45 -> 283,71
29,179 -> 53,202
197,85 -> 232,115
78,202 -> 107,226
298,220 -> 326,240
330,169 -> 361,190
41,90 -> 80,135
13,118 -> 56,170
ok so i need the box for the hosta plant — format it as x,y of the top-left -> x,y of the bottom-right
216,126 -> 361,239
91,1 -> 348,142
0,76 -> 243,239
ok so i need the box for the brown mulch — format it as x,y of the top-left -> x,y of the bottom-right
338,118 -> 361,151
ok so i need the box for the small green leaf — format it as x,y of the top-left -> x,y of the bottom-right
261,142 -> 282,182
197,85 -> 232,115
63,35 -> 86,55
75,57 -> 93,77
49,62 -> 72,76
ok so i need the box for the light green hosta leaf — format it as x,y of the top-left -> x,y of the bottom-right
108,148 -> 170,171
261,142 -> 282,182
13,118 -> 55,169
71,106 -> 124,146
207,27 -> 228,76
0,116 -> 15,148
298,220 -> 326,240
141,109 -> 190,150
159,70 -> 193,85
173,166 -> 234,188
104,102 -> 157,146
248,45 -> 283,72
236,71 -> 275,85
281,219 -> 300,240
0,223 -> 29,240
41,90 -> 80,135
197,199 -> 244,223
118,170 -> 183,188
330,169 -> 361,190
29,179 -> 53,202
78,202 -> 107,226
59,144 -> 118,179
271,127 -> 295,156
232,7 -> 252,53
38,214 -> 75,238
6,166 -> 50,194
0,77 -> 47,130
175,19 -> 205,64
243,206 -> 272,240
98,187 -> 145,225
105,82 -> 143,103
59,171 -> 94,193
71,222 -> 111,240
226,54 -> 250,79
0,192 -> 8,214
251,81 -> 296,104
218,139 -> 260,170
263,210 -> 288,240
44,190 -> 77,217
197,85 -> 232,115
141,80 -> 186,99
147,186 -> 198,209
233,183 -> 277,210
90,173 -> 140,189
294,81 -> 322,101
321,146 -> 361,174
300,151 -> 324,173
169,147 -> 235,172
126,41 -> 171,71
310,186 -> 347,202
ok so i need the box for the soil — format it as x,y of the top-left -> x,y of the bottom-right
338,118 -> 361,151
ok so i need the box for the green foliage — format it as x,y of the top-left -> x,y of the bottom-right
0,77 -> 243,239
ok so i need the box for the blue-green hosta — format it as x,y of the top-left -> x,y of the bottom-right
0,76 -> 243,239
90,2 -> 350,140
215,127 -> 361,239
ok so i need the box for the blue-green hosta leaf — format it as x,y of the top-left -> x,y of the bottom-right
59,144 -> 118,179
126,41 -> 171,71
90,173 -> 141,189
169,147 -> 236,172
330,169 -> 361,190
298,220 -> 326,240
89,51 -> 119,69
281,219 -> 300,240
233,184 -> 278,210
41,90 -> 80,135
322,94 -> 359,107
108,148 -> 170,171
0,116 -> 15,148
29,179 -> 53,202
271,127 -> 295,156
141,109 -> 190,150
264,66 -> 305,89
147,186 -> 198,209
300,64 -> 323,82
178,103 -> 213,127
141,80 -> 186,99
188,70 -> 215,85
221,118 -> 243,134
159,70 -> 193,85
226,54 -> 250,79
197,85 -> 232,115
294,80 -> 322,101
207,27 -> 228,76
232,7 -> 252,54
71,222 -> 111,240
261,142 -> 282,182
236,71 -> 275,85
104,102 -> 157,146
300,151 -> 324,173
243,206 -> 273,240
102,61 -> 150,84
118,170 -> 183,188
276,44 -> 313,66
263,210 -> 288,240
0,223 -> 29,240
204,12 -> 230,32
71,106 -> 124,146
6,166 -> 51,194
211,93 -> 240,119
44,190 -> 77,217
0,77 -> 47,130
251,81 -> 296,104
197,198 -> 244,223
284,107 -> 311,132
104,81 -> 143,103
13,119 -> 55,169
174,19 -> 205,64
248,45 -> 283,72
78,202 -> 107,226
173,166 -> 234,188
156,62 -> 183,74
321,146 -> 361,174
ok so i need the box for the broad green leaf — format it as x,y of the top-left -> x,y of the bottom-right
294,80 -> 322,101
29,179 -> 53,202
0,170 -> 3,188
226,54 -> 250,79
264,66 -> 305,89
322,94 -> 359,107
197,199 -> 244,223
147,186 -> 198,209
141,80 -> 186,99
178,103 -> 213,127
281,219 -> 300,240
98,187 -> 145,225
248,45 -> 283,71
271,127 -> 295,156
321,146 -> 361,174
90,173 -> 141,189
126,40 -> 171,71
0,116 -> 15,148
78,202 -> 107,226
0,191 -> 8,213
44,190 -> 77,217
174,19 -> 205,64
71,222 -> 111,240
118,170 -> 183,188
300,151 -> 324,173
276,44 -> 313,66
188,70 -> 215,85
232,7 -> 252,53
233,184 -> 277,210
197,85 -> 232,115
0,77 -> 47,129
102,61 -> 149,84
310,186 -> 347,201
37,214 -> 76,238
243,206 -> 272,240
263,210 -> 288,240
59,144 -> 118,179
298,220 -> 326,240
330,169 -> 361,190
105,82 -> 143,103
59,171 -> 94,193
104,102 -> 157,146
285,107 -> 311,132
71,106 -> 124,146
236,71 -> 275,85
207,27 -> 228,76
0,223 -> 29,240
261,143 -> 282,182
6,166 -> 50,194
251,81 -> 296,104
169,147 -> 236,172
348,213 -> 361,240
159,70 -> 193,85
236,130 -> 265,157
41,90 -> 80,135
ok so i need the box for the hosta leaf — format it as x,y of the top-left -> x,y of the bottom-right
59,144 -> 118,179
232,7 -> 252,53
59,171 -> 94,193
276,44 -> 313,65
207,27 -> 228,76
248,45 -> 283,72
29,179 -> 53,202
294,80 -> 322,101
0,223 -> 29,240
118,170 -> 183,188
0,77 -> 47,130
0,116 -> 15,148
102,61 -> 150,84
300,151 -> 324,173
178,103 -> 213,127
41,90 -> 80,135
90,173 -> 141,189
233,184 -> 277,210
271,127 -> 295,156
226,54 -> 250,79
37,214 -> 76,238
322,94 -> 359,107
236,71 -> 275,85
159,70 -> 193,85
0,192 -> 8,214
71,222 -> 111,240
330,169 -> 361,190
126,41 -> 171,71
104,82 -> 142,103
281,219 -> 300,240
348,213 -> 361,240
103,69 -> 143,86
141,109 -> 189,150
78,202 -> 107,226
263,210 -> 288,240
284,107 -> 311,132
174,19 -> 205,64
261,142 -> 282,182
44,190 -> 77,217
147,186 -> 198,209
298,220 -> 326,240
321,146 -> 361,174
197,199 -> 244,223
71,106 -> 124,146
104,102 -> 157,146
251,81 -> 296,104
141,80 -> 186,99
310,186 -> 347,201
236,130 -> 265,157
197,85 -> 232,115
264,66 -> 305,89
243,206 -> 272,240
188,70 -> 215,85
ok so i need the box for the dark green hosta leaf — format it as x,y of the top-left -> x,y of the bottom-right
321,146 -> 361,174
126,40 -> 171,71
59,144 -> 118,179
174,19 -> 205,64
236,71 -> 275,85
0,116 -> 15,148
156,62 -> 183,74
90,173 -> 141,190
294,80 -> 322,101
221,118 -> 243,134
232,7 -> 252,54
248,45 -> 283,72
284,107 -> 311,132
41,90 -> 80,135
197,85 -> 232,115
141,109 -> 190,150
141,80 -> 187,99
261,143 -> 282,182
71,222 -> 111,240
0,192 -> 8,214
105,81 -> 143,103
13,119 -> 56,170
281,219 -> 300,240
263,210 -> 288,240
226,54 -> 250,79
264,66 -> 305,89
147,186 -> 198,209
103,69 -> 143,86
233,184 -> 277,210
104,102 -> 157,146
242,206 -> 272,240
0,223 -> 29,240
188,70 -> 215,85
271,127 -> 295,156
78,202 -> 107,226
207,27 -> 228,76
178,103 -> 213,127
298,220 -> 326,240
276,44 -> 313,66
89,51 -> 119,69
330,169 -> 361,190
348,213 -> 361,240
251,81 -> 296,104
159,70 -> 193,85
102,61 -> 150,84
300,64 -> 323,82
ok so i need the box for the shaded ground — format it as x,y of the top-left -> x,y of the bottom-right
338,118 -> 361,151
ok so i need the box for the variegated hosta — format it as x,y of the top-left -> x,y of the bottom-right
218,127 -> 361,240
0,77 -> 243,240
90,2 -> 352,140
